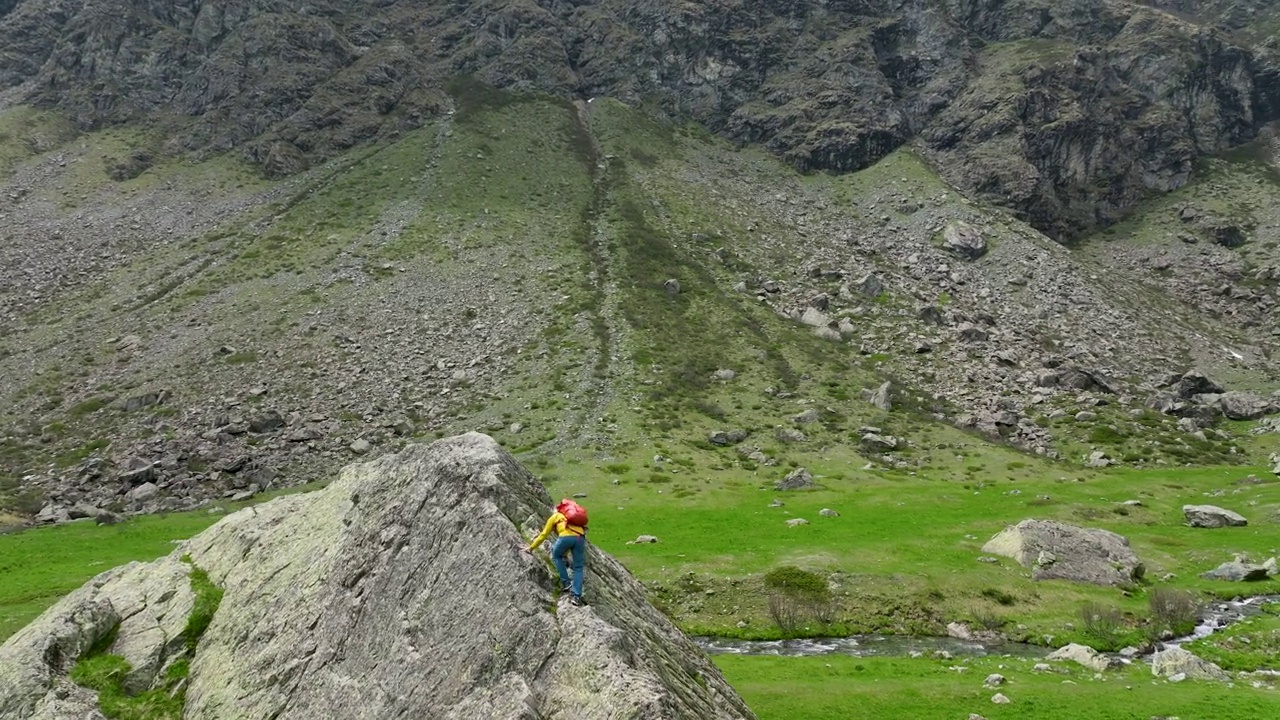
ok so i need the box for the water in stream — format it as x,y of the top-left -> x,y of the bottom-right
697,634 -> 1044,659
696,595 -> 1279,659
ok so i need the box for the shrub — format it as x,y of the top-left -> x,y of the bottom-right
1088,426 -> 1128,444
764,566 -> 829,596
1149,588 -> 1201,637
1079,602 -> 1124,646
980,588 -> 1017,606
971,604 -> 1007,631
764,566 -> 837,637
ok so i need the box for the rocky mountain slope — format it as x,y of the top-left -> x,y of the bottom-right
3,0 -> 1280,238
2,81 -> 1280,524
2,2 -> 1280,523
0,433 -> 756,719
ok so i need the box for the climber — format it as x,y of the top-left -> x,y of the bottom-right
523,499 -> 588,606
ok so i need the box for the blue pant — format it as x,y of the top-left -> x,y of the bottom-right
551,534 -> 586,598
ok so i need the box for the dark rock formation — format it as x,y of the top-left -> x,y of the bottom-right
1,0 -> 1278,235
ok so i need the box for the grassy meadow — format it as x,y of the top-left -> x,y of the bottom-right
3,454 -> 1277,717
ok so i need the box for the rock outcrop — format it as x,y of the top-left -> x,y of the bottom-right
0,433 -> 756,720
1,0 -> 1277,236
1151,646 -> 1230,682
1183,505 -> 1248,528
981,519 -> 1145,586
1046,643 -> 1115,672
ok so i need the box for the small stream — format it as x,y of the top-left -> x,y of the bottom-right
696,595 -> 1279,659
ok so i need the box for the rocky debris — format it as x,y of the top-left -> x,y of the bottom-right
1170,370 -> 1226,400
916,305 -> 945,325
981,519 -> 1144,586
1183,505 -> 1248,528
121,390 -> 169,413
859,433 -> 899,452
248,410 -> 286,434
853,274 -> 884,298
126,482 -> 159,503
957,324 -> 989,342
775,428 -> 806,443
1151,646 -> 1230,682
791,409 -> 820,425
946,622 -> 1002,644
1047,643 -> 1115,672
942,221 -> 987,260
774,467 -> 815,491
785,518 -> 809,527
799,307 -> 830,327
737,446 -> 776,466
1218,391 -> 1278,420
1200,560 -> 1271,582
708,429 -> 749,446
867,381 -> 893,411
0,434 -> 756,719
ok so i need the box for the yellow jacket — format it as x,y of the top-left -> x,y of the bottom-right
529,512 -> 585,549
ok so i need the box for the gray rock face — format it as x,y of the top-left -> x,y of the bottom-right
1172,370 -> 1225,400
708,429 -> 749,446
1046,643 -> 1114,672
1151,646 -> 1230,681
941,221 -> 987,259
859,433 -> 899,452
0,434 -> 755,720
774,467 -> 814,491
868,381 -> 893,411
1184,504 -> 1248,528
0,0 -> 1271,238
981,519 -> 1144,586
1218,391 -> 1277,420
1200,560 -> 1271,582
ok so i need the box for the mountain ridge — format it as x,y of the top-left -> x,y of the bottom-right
4,0 -> 1280,237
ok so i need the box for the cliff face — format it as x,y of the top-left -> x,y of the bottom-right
0,433 -> 756,720
0,0 -> 1276,236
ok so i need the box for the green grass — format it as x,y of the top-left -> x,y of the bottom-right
0,515 -> 218,641
549,453 -> 1280,641
714,654 -> 1278,720
0,481 -> 324,642
67,557 -> 223,719
1185,606 -> 1280,672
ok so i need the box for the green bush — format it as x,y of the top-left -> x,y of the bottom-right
1147,588 -> 1200,639
764,566 -> 829,597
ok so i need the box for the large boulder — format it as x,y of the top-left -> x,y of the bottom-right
0,434 -> 756,720
981,519 -> 1144,586
941,220 -> 988,260
1183,505 -> 1248,528
774,467 -> 815,491
1151,646 -> 1230,682
1046,643 -> 1114,672
1218,392 -> 1277,420
1200,560 -> 1271,582
1172,370 -> 1225,400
